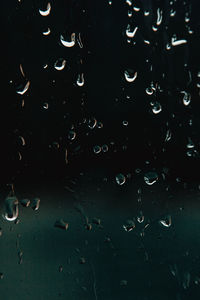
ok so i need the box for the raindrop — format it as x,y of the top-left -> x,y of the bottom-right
68,130 -> 76,141
16,81 -> 30,95
186,137 -> 194,149
122,120 -> 128,126
88,117 -> 97,129
54,219 -> 69,230
152,102 -> 162,114
159,215 -> 172,227
120,280 -> 128,286
102,144 -> 108,152
172,38 -> 187,47
43,102 -> 49,109
54,59 -> 66,71
116,173 -> 126,185
126,25 -> 138,38
31,198 -> 40,211
3,196 -> 19,222
165,129 -> 172,142
123,219 -> 135,232
0,273 -> 3,280
79,257 -> 86,264
77,33 -> 83,48
183,272 -> 191,289
108,1 -> 112,5
124,70 -> 137,82
92,218 -> 101,225
133,6 -> 140,12
144,171 -> 158,185
42,28 -> 51,36
93,145 -> 101,154
60,33 -> 75,48
19,136 -> 26,146
146,87 -> 153,95
137,211 -> 144,223
144,11 -> 150,16
77,74 -> 84,87
39,2 -> 51,16
126,0 -> 132,6
128,10 -> 132,17
156,8 -> 163,26
20,199 -> 30,207
170,9 -> 176,17
181,91 -> 191,106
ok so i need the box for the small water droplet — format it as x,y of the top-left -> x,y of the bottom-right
124,70 -> 137,82
116,173 -> 126,185
93,145 -> 101,154
68,130 -> 76,141
123,219 -> 135,232
54,59 -> 66,71
76,73 -> 84,87
54,220 -> 69,230
102,144 -> 108,152
31,198 -> 40,211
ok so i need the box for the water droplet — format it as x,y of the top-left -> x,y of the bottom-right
186,138 -> 194,149
54,219 -> 69,230
128,10 -> 132,17
181,91 -> 191,106
60,33 -> 75,47
146,87 -> 154,95
122,120 -> 128,126
79,257 -> 86,264
144,11 -> 150,16
133,6 -> 140,12
126,25 -> 138,38
144,171 -> 158,185
183,272 -> 191,289
42,28 -> 51,36
123,219 -> 135,232
126,0 -> 132,6
39,2 -> 51,16
16,81 -> 30,95
0,273 -> 4,280
77,73 -> 84,87
3,196 -> 19,222
43,102 -> 49,109
116,173 -> 126,185
124,70 -> 137,82
165,129 -> 172,142
31,198 -> 40,211
151,102 -> 162,114
19,136 -> 26,146
108,1 -> 112,5
68,130 -> 76,141
156,8 -> 163,26
20,198 -> 30,207
137,211 -> 144,223
92,218 -> 101,225
120,280 -> 128,286
170,9 -> 176,17
172,37 -> 187,47
54,59 -> 66,71
102,144 -> 108,152
159,215 -> 172,227
93,145 -> 101,154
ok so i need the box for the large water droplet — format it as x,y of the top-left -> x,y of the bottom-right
39,2 -> 51,16
144,171 -> 158,185
16,81 -> 30,95
126,25 -> 138,38
3,196 -> 19,222
42,28 -> 51,36
60,33 -> 75,47
124,70 -> 137,82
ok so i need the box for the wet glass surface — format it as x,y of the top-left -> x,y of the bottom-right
1,0 -> 200,299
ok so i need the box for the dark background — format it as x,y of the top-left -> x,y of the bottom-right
1,1 -> 200,299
